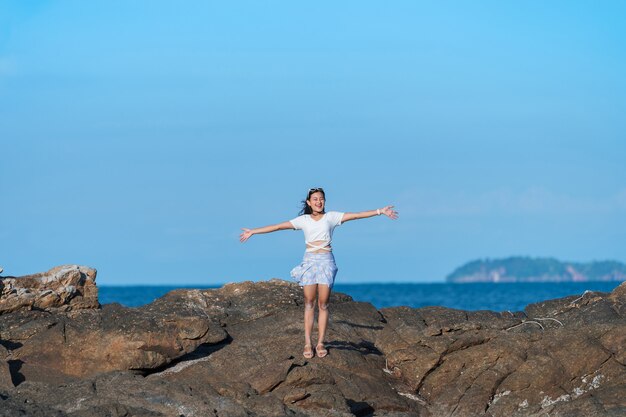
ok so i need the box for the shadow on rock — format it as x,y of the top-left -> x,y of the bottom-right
1,266 -> 625,417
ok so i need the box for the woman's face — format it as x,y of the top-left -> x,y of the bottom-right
307,192 -> 325,214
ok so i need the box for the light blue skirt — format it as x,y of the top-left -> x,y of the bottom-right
290,252 -> 338,289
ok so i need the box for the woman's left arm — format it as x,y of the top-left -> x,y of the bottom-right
341,205 -> 399,223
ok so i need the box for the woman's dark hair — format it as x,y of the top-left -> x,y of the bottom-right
299,188 -> 326,215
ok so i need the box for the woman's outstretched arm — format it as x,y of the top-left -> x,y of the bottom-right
240,221 -> 294,242
342,205 -> 398,223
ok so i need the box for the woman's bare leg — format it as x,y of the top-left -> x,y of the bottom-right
316,284 -> 331,347
303,285 -> 317,348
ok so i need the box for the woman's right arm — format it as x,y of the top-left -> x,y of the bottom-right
240,221 -> 294,243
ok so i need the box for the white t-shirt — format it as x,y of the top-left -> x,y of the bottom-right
290,211 -> 345,252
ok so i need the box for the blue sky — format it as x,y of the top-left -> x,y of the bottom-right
1,1 -> 625,285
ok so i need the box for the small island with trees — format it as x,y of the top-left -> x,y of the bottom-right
446,256 -> 626,283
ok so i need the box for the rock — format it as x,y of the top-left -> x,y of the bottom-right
151,287 -> 412,416
0,303 -> 227,382
0,389 -> 69,417
0,358 -> 11,390
149,278 -> 353,327
0,265 -> 99,315
0,266 -> 625,416
1,343 -> 23,390
376,284 -> 626,417
0,265 -> 227,382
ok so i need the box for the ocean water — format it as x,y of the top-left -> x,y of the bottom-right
98,281 -> 622,312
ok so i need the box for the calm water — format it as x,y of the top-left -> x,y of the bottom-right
99,281 -> 622,312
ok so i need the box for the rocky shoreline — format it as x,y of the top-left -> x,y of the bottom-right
1,265 -> 625,416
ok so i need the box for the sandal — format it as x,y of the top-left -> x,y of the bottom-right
315,343 -> 328,358
303,344 -> 314,359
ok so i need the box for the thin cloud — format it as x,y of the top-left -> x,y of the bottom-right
396,187 -> 626,216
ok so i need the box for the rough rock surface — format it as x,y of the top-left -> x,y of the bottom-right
0,265 -> 99,314
1,265 -> 625,416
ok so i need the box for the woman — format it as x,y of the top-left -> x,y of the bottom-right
240,187 -> 398,359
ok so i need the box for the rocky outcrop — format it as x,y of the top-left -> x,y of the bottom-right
1,303 -> 227,381
1,265 -> 625,416
0,265 -> 99,314
377,294 -> 626,416
0,266 -> 227,383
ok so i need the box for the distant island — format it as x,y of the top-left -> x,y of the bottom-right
446,256 -> 626,283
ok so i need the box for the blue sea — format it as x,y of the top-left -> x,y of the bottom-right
99,281 -> 622,312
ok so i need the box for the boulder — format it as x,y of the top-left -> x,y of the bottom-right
0,302 -> 227,382
0,265 -> 99,314
0,266 -> 227,381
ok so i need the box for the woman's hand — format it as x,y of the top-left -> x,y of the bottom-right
380,205 -> 399,220
240,228 -> 254,242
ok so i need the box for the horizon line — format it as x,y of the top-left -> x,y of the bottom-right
98,280 -> 625,288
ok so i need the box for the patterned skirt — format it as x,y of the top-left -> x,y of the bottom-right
290,252 -> 338,289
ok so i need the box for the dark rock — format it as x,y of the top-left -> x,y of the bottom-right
150,289 -> 412,416
0,387 -> 69,417
0,365 -> 10,390
1,265 -> 625,416
150,279 -> 353,327
376,284 -> 626,417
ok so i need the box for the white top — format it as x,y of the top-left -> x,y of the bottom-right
290,211 -> 345,252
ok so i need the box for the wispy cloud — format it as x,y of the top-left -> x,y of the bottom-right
396,186 -> 626,216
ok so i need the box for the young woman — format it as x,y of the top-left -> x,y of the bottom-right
240,187 -> 398,359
